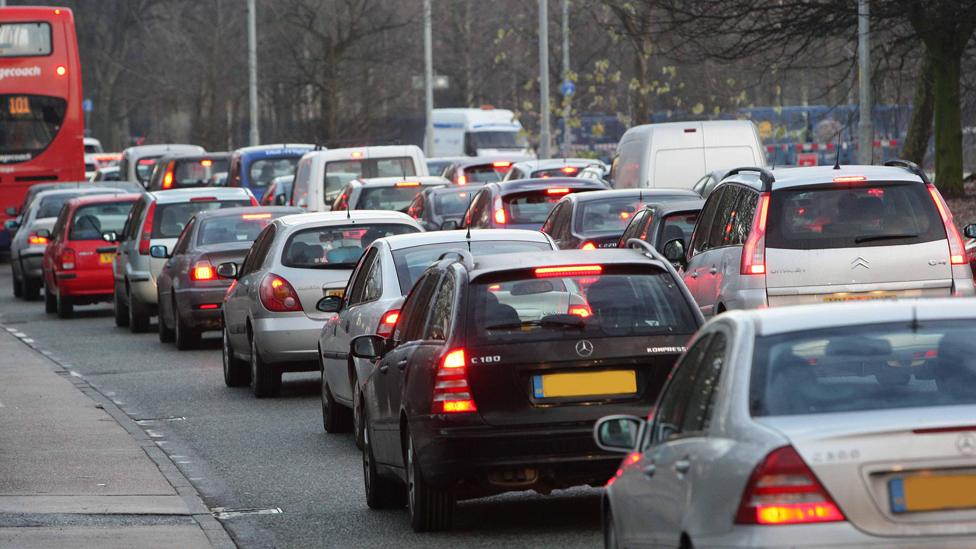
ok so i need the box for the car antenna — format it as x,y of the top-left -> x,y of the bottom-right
770,148 -> 776,170
833,133 -> 842,170
346,198 -> 351,219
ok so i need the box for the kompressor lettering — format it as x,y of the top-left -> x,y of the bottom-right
0,66 -> 42,80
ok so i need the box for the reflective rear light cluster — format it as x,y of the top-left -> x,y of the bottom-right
926,184 -> 967,265
431,349 -> 477,414
138,202 -> 156,255
259,273 -> 302,312
568,304 -> 592,317
741,192 -> 770,275
190,260 -> 216,281
60,248 -> 76,270
376,309 -> 399,338
735,446 -> 845,525
28,232 -> 49,245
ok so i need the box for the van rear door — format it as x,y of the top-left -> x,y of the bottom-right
702,122 -> 763,173
650,122 -> 705,188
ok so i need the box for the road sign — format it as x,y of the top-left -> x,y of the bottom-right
560,80 -> 575,97
797,152 -> 818,167
82,98 -> 93,113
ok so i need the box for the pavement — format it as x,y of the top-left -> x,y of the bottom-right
0,326 -> 235,548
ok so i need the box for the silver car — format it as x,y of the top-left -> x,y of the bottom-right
317,229 -> 557,445
220,211 -> 423,398
111,187 -> 257,332
664,162 -> 975,316
10,187 -> 128,300
596,299 -> 976,548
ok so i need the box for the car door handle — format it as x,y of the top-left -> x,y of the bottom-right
396,359 -> 408,371
674,458 -> 691,475
709,266 -> 718,275
689,271 -> 699,278
642,463 -> 656,478
379,364 -> 389,374
344,321 -> 350,331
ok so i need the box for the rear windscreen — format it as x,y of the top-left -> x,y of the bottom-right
324,157 -> 416,202
463,164 -> 506,183
574,196 -> 649,235
433,189 -> 477,217
37,193 -> 81,218
504,190 -> 575,225
249,157 -> 299,189
152,200 -> 251,238
282,223 -> 418,269
197,215 -> 275,246
469,268 -> 698,344
136,156 -> 161,184
659,212 -> 699,247
533,167 -> 581,178
766,183 -> 944,250
392,240 -> 552,294
357,186 -> 427,211
750,321 -> 976,417
172,158 -> 229,187
70,202 -> 133,240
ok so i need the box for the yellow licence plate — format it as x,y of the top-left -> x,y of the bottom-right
99,252 -> 115,264
890,473 -> 976,513
532,370 -> 636,399
824,292 -> 897,303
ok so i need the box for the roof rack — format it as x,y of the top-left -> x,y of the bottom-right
436,249 -> 475,270
724,167 -> 776,191
884,159 -> 930,184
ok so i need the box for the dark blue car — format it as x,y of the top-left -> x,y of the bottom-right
226,144 -> 314,201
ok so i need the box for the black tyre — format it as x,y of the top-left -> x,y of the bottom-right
56,290 -> 73,319
174,304 -> 200,350
158,295 -> 174,342
407,434 -> 455,532
113,284 -> 129,327
222,326 -> 249,387
44,282 -> 56,314
22,275 -> 40,300
128,288 -> 150,333
321,372 -> 352,433
363,410 -> 406,509
353,386 -> 365,450
12,265 -> 23,298
250,336 -> 280,398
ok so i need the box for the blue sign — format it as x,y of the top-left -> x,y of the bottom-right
560,80 -> 575,97
82,98 -> 93,113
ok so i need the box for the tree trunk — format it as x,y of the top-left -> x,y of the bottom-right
901,50 -> 934,166
930,48 -> 964,196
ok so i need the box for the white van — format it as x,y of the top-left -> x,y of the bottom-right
611,120 -> 765,190
290,145 -> 428,211
429,107 -> 534,158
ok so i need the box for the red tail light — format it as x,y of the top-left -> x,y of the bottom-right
492,161 -> 512,169
376,309 -> 400,338
735,446 -> 845,525
457,174 -> 468,185
927,184 -> 967,265
138,202 -> 157,255
493,196 -> 506,224
190,260 -> 216,281
546,187 -> 570,195
197,303 -> 220,310
395,181 -> 421,187
560,166 -> 578,174
580,241 -> 597,250
249,196 -> 259,206
162,162 -> 175,189
60,248 -> 76,270
28,232 -> 49,245
242,213 -> 272,220
741,192 -> 770,275
535,264 -> 603,278
259,273 -> 302,312
568,304 -> 592,317
432,349 -> 477,414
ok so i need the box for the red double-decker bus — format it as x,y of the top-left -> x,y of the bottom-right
0,6 -> 84,251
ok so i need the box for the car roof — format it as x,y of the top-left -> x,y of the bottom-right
511,158 -> 604,171
721,164 -> 926,193
192,205 -> 302,221
379,229 -> 551,251
565,188 -> 698,204
352,176 -> 448,188
276,210 -> 419,228
124,144 -> 204,157
466,248 -> 664,279
491,177 -> 607,195
235,144 -> 315,155
66,193 -> 142,207
428,183 -> 486,196
452,155 -> 535,169
148,186 -> 253,203
642,198 -> 706,214
158,151 -> 231,162
722,298 -> 976,337
34,187 -> 126,200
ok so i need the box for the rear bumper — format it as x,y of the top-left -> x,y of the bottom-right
19,252 -> 44,279
252,314 -> 324,368
695,522 -> 976,548
55,268 -> 115,297
174,286 -> 230,331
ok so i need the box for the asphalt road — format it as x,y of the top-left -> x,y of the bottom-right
0,263 -> 602,548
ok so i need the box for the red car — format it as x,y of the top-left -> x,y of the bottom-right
42,193 -> 140,318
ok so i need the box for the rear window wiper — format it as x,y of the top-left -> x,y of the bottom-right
854,233 -> 918,244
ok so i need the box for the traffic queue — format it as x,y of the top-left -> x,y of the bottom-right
7,120 -> 976,547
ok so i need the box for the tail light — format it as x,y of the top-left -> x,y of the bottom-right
376,309 -> 399,338
190,260 -> 216,281
580,241 -> 597,250
432,349 -> 478,414
457,174 -> 468,185
927,184 -> 967,265
395,181 -> 421,187
741,192 -> 770,275
493,196 -> 506,224
259,273 -> 302,312
28,232 -> 49,245
735,446 -> 845,525
162,162 -> 175,189
60,248 -> 76,270
568,304 -> 592,317
546,187 -> 570,195
138,201 -> 156,255
560,166 -> 578,174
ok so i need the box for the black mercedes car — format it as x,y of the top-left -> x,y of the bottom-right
351,247 -> 704,531
153,205 -> 301,349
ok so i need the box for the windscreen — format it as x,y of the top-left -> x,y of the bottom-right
197,215 -> 276,246
0,22 -> 51,57
0,95 -> 66,163
69,202 -> 132,240
503,191 -> 573,225
282,223 -> 418,269
750,321 -> 976,417
172,158 -> 229,187
432,189 -> 476,217
766,183 -> 944,250
357,186 -> 427,211
469,267 -> 698,344
37,193 -> 82,219
152,200 -> 251,238
249,157 -> 299,189
136,157 -> 161,184
574,196 -> 647,234
465,131 -> 524,153
324,158 -> 417,202
392,240 -> 552,294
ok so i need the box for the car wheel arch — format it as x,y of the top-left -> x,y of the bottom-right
399,412 -> 410,467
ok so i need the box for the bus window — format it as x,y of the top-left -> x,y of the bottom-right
0,22 -> 52,57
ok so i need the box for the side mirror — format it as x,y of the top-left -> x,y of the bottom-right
964,224 -> 976,240
316,295 -> 343,313
351,334 -> 387,360
593,414 -> 645,453
35,228 -> 51,239
662,239 -> 686,267
216,262 -> 238,279
101,231 -> 119,243
440,219 -> 460,231
5,207 -> 16,216
275,194 -> 288,205
149,245 -> 169,259
4,219 -> 19,231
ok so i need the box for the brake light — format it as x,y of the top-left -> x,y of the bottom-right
735,446 -> 845,525
376,309 -> 400,338
200,159 -> 213,167
60,248 -> 76,270
396,181 -> 421,187
493,196 -> 506,224
927,185 -> 967,265
197,303 -> 220,310
457,174 -> 468,185
351,151 -> 364,158
162,163 -> 175,189
492,161 -> 512,169
568,304 -> 592,317
28,232 -> 49,245
432,349 -> 478,414
259,273 -> 302,312
190,196 -> 217,202
547,187 -> 570,195
832,175 -> 867,183
560,166 -> 578,174
580,241 -> 597,250
190,261 -> 216,281
535,265 -> 603,278
138,202 -> 156,255
242,213 -> 272,220
741,192 -> 770,275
